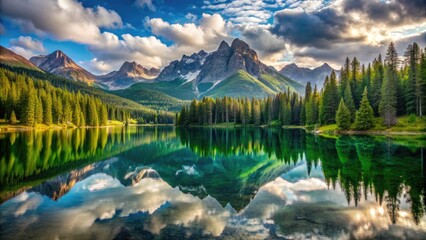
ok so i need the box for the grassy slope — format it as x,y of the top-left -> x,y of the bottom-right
257,71 -> 305,95
114,88 -> 189,111
202,70 -> 276,98
121,77 -> 196,100
318,116 -> 426,134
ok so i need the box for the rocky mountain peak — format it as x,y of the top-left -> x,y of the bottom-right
231,38 -> 250,51
119,61 -> 139,72
29,50 -> 95,83
218,40 -> 231,52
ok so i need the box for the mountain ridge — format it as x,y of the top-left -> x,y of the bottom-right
279,62 -> 338,87
30,50 -> 96,84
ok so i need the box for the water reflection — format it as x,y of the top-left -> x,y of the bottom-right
0,127 -> 425,239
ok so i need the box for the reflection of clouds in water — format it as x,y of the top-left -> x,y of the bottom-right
1,174 -> 425,239
176,165 -> 199,176
281,160 -> 324,182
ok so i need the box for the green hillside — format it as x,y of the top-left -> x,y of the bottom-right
201,70 -> 277,98
260,71 -> 305,94
114,88 -> 189,111
121,77 -> 197,100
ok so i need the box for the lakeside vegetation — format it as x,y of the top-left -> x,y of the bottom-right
176,42 -> 426,134
0,66 -> 175,127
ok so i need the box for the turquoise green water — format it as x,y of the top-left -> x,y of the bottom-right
0,127 -> 425,239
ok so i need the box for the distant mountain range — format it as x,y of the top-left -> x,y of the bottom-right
1,39 -> 338,110
124,38 -> 305,101
279,63 -> 339,88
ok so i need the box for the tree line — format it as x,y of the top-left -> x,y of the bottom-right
177,42 -> 426,129
0,67 -> 174,126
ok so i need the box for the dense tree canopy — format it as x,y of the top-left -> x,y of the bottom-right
0,67 -> 175,126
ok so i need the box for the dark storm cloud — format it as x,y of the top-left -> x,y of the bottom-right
271,8 -> 364,48
270,0 -> 426,48
343,0 -> 426,26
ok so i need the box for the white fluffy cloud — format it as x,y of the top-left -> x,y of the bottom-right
83,14 -> 232,74
147,13 -> 230,49
0,0 -> 123,45
9,36 -> 45,58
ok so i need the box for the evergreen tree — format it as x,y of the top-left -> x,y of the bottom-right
9,110 -> 17,124
100,104 -> 108,126
21,88 -> 35,126
306,85 -> 319,125
319,71 -> 339,125
354,88 -> 374,130
336,98 -> 351,130
343,84 -> 356,121
419,48 -> 426,116
370,55 -> 384,115
42,93 -> 53,125
87,99 -> 99,126
379,43 -> 399,128
34,96 -> 43,124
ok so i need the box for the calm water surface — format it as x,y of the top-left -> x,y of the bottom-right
0,127 -> 425,239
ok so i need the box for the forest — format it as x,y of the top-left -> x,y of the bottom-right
0,67 -> 175,126
177,42 -> 426,130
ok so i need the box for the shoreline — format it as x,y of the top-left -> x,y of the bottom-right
1,122 -> 424,136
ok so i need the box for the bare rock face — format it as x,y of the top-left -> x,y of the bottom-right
97,61 -> 160,89
156,50 -> 208,81
196,38 -> 269,83
280,63 -> 338,88
30,50 -> 95,83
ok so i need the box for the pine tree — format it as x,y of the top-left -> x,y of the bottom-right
354,88 -> 374,130
100,104 -> 108,126
336,98 -> 351,130
42,93 -> 53,125
343,84 -> 356,121
21,88 -> 35,126
379,43 -> 399,128
419,48 -> 426,116
9,110 -> 17,124
370,55 -> 384,116
34,96 -> 43,124
87,99 -> 99,126
319,71 -> 339,125
306,85 -> 319,125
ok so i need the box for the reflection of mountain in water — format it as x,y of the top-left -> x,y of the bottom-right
1,127 -> 425,227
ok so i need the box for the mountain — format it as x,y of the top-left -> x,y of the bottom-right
0,46 -> 41,71
97,61 -> 160,90
156,50 -> 208,82
121,38 -> 305,102
279,63 -> 338,88
30,50 -> 96,83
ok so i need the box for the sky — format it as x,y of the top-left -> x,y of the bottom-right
1,0 -> 425,75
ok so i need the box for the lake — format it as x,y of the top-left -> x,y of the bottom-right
0,126 -> 425,239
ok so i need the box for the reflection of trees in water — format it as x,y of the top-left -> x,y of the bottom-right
0,127 -> 175,188
176,128 -> 426,224
176,127 -> 306,164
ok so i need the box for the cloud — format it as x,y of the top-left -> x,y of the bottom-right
203,0 -> 282,26
238,25 -> 287,66
342,0 -> 426,27
9,36 -> 45,58
81,58 -> 115,75
0,0 -> 123,44
147,13 -> 230,48
135,0 -> 156,12
269,0 -> 426,68
271,8 -> 364,48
